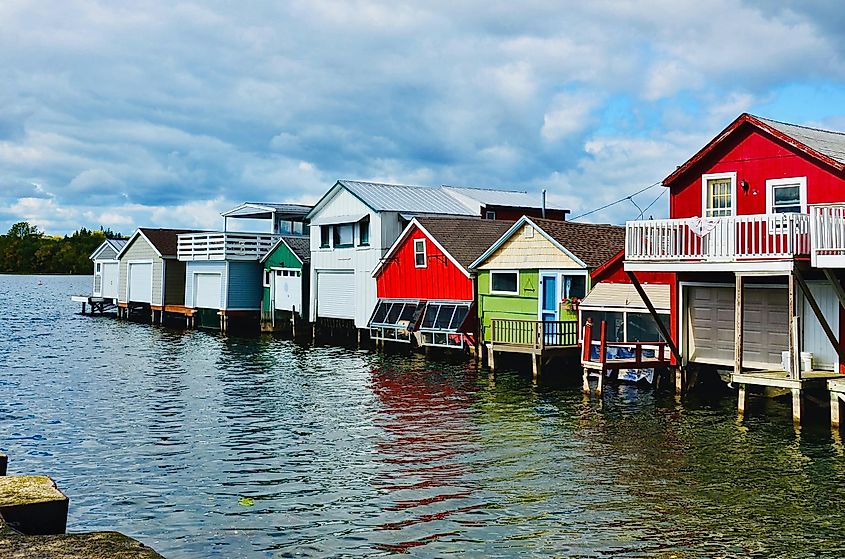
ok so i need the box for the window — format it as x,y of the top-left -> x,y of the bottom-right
626,312 -> 669,342
277,219 -> 293,234
414,239 -> 426,267
359,218 -> 370,246
95,263 -> 101,273
562,274 -> 586,299
320,226 -> 331,248
581,310 -> 624,342
333,224 -> 354,247
702,172 -> 735,217
767,177 -> 806,214
485,210 -> 496,220
263,270 -> 271,287
420,302 -> 470,331
524,226 -> 534,238
490,271 -> 519,294
581,309 -> 669,343
292,221 -> 304,235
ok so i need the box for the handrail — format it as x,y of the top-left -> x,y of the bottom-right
490,318 -> 578,349
625,213 -> 810,262
177,232 -> 281,261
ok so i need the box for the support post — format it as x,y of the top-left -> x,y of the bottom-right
597,321 -> 607,397
831,392 -> 841,429
734,274 -> 744,377
794,268 -> 845,367
738,383 -> 748,416
532,354 -> 541,382
488,346 -> 496,372
788,273 -> 799,379
626,271 -> 680,363
81,302 -> 86,315
582,368 -> 590,394
792,388 -> 803,425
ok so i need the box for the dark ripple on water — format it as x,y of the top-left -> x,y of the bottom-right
4,275 -> 845,558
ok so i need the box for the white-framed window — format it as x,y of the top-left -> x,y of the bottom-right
263,270 -> 271,287
414,238 -> 426,267
333,223 -> 354,247
485,210 -> 496,220
95,262 -> 101,273
524,226 -> 534,238
702,172 -> 736,217
766,177 -> 807,214
490,270 -> 519,295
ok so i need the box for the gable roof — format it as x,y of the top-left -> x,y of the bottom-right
469,216 -> 625,270
89,238 -> 128,260
222,202 -> 312,219
664,113 -> 845,187
117,228 -> 200,259
372,216 -> 513,278
306,180 -> 569,219
262,235 -> 311,264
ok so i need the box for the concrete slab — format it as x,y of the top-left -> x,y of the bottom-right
0,520 -> 165,558
0,475 -> 69,535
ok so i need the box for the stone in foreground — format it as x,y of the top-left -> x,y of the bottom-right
0,475 -> 69,535
0,520 -> 165,558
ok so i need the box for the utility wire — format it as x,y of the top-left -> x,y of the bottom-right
635,188 -> 667,220
569,180 -> 662,221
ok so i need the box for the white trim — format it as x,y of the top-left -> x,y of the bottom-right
116,230 -> 164,260
469,216 -> 589,270
538,272 -> 560,321
126,259 -> 155,304
624,260 -> 795,273
701,172 -> 736,218
260,237 -> 305,265
414,238 -> 427,268
485,210 -> 496,220
490,269 -> 520,295
766,176 -> 807,214
372,219 -> 472,279
191,270 -> 224,309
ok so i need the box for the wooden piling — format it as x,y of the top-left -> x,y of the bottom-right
738,383 -> 748,416
831,392 -> 841,429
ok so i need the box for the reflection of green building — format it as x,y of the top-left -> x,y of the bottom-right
260,236 -> 311,332
469,216 -> 624,352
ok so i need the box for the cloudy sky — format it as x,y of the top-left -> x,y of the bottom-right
2,1 -> 844,235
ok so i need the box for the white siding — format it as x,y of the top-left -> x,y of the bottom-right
316,271 -> 356,319
801,282 -> 839,370
118,235 -> 163,305
101,262 -> 120,300
127,262 -> 154,304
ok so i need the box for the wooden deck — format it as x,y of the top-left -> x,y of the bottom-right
732,369 -> 842,423
487,319 -> 579,378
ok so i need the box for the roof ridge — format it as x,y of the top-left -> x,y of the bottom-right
340,179 -> 435,189
442,184 -> 528,194
753,114 -> 845,138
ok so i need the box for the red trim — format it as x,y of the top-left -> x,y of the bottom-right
663,113 -> 845,188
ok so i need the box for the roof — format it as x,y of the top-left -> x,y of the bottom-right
90,238 -> 128,260
441,185 -> 567,211
262,234 -> 311,264
306,179 -> 570,219
413,217 -> 514,269
222,202 -> 312,219
580,282 -> 671,312
134,228 -> 199,258
106,238 -> 128,252
664,113 -> 845,186
469,216 -> 625,270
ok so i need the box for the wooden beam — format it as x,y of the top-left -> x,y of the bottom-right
794,268 -> 845,366
788,274 -> 799,379
823,269 -> 845,310
734,274 -> 744,377
625,271 -> 680,363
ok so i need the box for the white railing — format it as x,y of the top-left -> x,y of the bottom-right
626,213 -> 810,262
810,205 -> 845,267
177,232 -> 280,261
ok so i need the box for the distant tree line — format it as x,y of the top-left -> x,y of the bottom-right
0,221 -> 126,274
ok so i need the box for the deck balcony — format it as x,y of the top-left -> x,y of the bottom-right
177,232 -> 280,261
625,213 -> 811,272
810,205 -> 845,268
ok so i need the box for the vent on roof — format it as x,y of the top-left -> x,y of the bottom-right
524,226 -> 534,238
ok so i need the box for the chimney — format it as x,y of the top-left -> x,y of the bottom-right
541,189 -> 546,219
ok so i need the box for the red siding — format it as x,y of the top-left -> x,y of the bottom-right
592,251 -> 675,285
669,125 -> 845,219
486,207 -> 569,221
376,226 -> 472,301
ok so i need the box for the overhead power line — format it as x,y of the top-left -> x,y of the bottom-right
569,181 -> 662,221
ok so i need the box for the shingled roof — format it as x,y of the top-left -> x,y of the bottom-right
138,228 -> 200,258
529,217 -> 625,268
280,235 -> 311,263
415,216 -> 514,269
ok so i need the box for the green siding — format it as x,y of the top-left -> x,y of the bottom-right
262,242 -> 303,313
477,270 -> 540,342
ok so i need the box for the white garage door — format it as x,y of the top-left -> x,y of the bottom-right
317,271 -> 355,319
273,269 -> 302,313
194,273 -> 222,309
101,262 -> 119,300
128,262 -> 153,304
687,285 -> 788,368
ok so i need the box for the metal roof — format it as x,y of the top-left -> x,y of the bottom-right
756,116 -> 845,165
580,282 -> 670,312
106,239 -> 128,251
222,202 -> 313,219
441,185 -> 566,210
337,180 -> 476,215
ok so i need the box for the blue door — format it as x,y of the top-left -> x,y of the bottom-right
541,274 -> 558,343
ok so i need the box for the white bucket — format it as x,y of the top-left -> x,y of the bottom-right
800,352 -> 814,372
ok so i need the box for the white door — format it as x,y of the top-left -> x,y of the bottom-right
743,287 -> 788,368
128,262 -> 153,304
317,270 -> 355,319
687,286 -> 735,365
194,273 -> 222,309
101,262 -> 119,300
273,269 -> 302,313
802,282 -> 839,371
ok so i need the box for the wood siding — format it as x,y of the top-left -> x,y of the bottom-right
477,270 -> 540,342
227,261 -> 264,310
478,224 -> 581,270
118,235 -> 162,305
262,241 -> 304,314
376,225 -> 472,301
164,259 -> 186,305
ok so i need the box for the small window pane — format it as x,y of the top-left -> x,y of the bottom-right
626,312 -> 669,342
414,239 -> 426,266
371,301 -> 388,324
450,305 -> 469,329
422,304 -> 439,328
399,303 -> 416,322
333,224 -> 354,247
563,275 -> 586,299
386,302 -> 403,324
359,219 -> 369,245
491,272 -> 518,293
320,226 -> 330,247
435,305 -> 456,329
582,310 -> 624,342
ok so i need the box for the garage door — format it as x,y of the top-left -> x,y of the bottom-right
194,273 -> 222,309
274,269 -> 302,313
101,262 -> 119,300
128,262 -> 153,304
687,285 -> 788,368
317,271 -> 355,319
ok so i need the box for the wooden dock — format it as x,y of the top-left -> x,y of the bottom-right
732,370 -> 841,424
70,295 -> 115,315
487,319 -> 578,379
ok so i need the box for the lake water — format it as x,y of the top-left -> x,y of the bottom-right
3,275 -> 845,558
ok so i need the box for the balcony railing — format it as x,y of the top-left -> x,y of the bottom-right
177,232 -> 280,261
810,205 -> 845,267
490,319 -> 578,349
626,213 -> 810,263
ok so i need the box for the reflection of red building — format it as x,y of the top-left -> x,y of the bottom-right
370,217 -> 512,349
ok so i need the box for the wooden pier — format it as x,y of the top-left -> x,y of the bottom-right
70,295 -> 115,315
733,370 -> 841,424
486,318 -> 578,379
